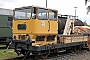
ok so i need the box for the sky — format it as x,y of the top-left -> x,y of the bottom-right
0,0 -> 90,24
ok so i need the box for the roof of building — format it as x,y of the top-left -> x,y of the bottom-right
0,8 -> 13,16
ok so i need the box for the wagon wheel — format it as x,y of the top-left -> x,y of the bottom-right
41,53 -> 49,59
22,51 -> 30,56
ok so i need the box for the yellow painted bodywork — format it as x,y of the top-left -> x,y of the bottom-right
12,18 -> 58,46
13,19 -> 58,34
12,6 -> 58,46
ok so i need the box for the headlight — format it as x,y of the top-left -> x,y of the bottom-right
36,45 -> 40,47
26,34 -> 30,40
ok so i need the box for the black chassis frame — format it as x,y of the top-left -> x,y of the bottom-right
0,36 -> 12,44
9,39 -> 87,52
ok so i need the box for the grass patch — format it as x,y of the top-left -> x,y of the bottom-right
0,49 -> 23,60
0,44 -> 6,47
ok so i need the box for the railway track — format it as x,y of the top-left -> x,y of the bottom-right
46,50 -> 90,60
4,48 -> 90,60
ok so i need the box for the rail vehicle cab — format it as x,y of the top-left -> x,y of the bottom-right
12,6 -> 58,46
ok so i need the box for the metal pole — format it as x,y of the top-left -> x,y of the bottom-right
75,8 -> 76,17
74,7 -> 77,19
46,0 -> 47,8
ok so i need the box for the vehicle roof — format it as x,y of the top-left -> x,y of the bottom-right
14,5 -> 58,11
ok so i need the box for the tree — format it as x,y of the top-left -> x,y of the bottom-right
85,0 -> 90,14
83,21 -> 90,26
84,21 -> 87,26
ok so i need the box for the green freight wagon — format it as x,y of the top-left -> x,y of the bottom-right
0,8 -> 12,44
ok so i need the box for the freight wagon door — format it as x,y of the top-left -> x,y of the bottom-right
48,10 -> 58,34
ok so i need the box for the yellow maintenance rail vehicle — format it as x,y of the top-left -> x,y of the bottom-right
8,5 -> 89,59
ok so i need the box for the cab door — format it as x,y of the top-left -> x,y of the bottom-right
48,10 -> 58,34
32,8 -> 49,34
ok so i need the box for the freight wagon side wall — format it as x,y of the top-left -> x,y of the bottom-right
0,15 -> 12,37
60,35 -> 88,44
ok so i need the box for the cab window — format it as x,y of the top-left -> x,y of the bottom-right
38,8 -> 48,20
49,10 -> 57,20
14,8 -> 31,20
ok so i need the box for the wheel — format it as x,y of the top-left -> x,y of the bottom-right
22,51 -> 30,56
41,52 -> 49,59
41,54 -> 48,59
